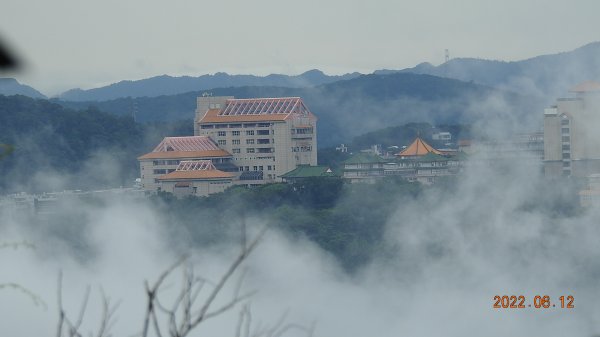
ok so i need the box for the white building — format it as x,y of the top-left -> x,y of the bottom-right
138,136 -> 234,191
195,96 -> 318,184
544,81 -> 600,177
157,160 -> 234,198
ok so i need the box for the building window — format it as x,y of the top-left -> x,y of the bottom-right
561,128 -> 569,134
218,140 -> 226,145
232,131 -> 240,136
218,131 -> 226,137
253,166 -> 258,171
563,161 -> 570,167
200,124 -> 214,129
232,139 -> 240,145
247,148 -> 255,153
257,130 -> 270,135
267,165 -> 272,171
562,136 -> 570,142
246,139 -> 255,144
233,148 -> 241,153
244,166 -> 249,171
562,153 -> 570,159
230,124 -> 242,128
562,144 -> 570,151
246,130 -> 255,136
257,139 -> 270,144
153,169 -> 167,174
259,166 -> 263,171
239,167 -> 244,172
561,118 -> 569,125
295,128 -> 313,134
215,124 -> 228,129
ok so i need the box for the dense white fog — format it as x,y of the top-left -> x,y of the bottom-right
2,144 -> 600,337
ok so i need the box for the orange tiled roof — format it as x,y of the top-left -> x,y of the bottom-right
138,149 -> 231,160
570,81 -> 600,93
199,97 -> 317,123
152,136 -> 220,152
138,136 -> 231,160
396,137 -> 442,156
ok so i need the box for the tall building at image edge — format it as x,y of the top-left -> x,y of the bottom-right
194,96 -> 317,184
544,81 -> 600,177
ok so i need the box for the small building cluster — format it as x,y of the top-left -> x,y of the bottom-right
342,137 -> 464,184
139,95 -> 318,197
136,80 -> 600,201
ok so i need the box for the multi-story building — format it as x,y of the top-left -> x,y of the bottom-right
157,160 -> 234,198
544,81 -> 600,177
459,132 -> 543,166
195,96 -> 318,184
138,136 -> 234,191
343,137 -> 461,184
342,153 -> 386,183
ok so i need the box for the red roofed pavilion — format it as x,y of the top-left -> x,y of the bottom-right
396,137 -> 442,157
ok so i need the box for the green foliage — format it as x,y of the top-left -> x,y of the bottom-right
317,147 -> 351,170
151,177 -> 423,271
350,122 -> 433,150
0,95 -> 193,193
56,72 -> 538,147
0,143 -> 13,159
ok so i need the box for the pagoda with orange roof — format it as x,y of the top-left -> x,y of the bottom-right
396,137 -> 443,158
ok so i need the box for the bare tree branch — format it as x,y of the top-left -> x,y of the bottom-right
141,255 -> 189,337
57,271 -> 65,337
95,288 -> 121,337
191,226 -> 267,329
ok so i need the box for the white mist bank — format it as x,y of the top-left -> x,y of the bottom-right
2,154 -> 600,337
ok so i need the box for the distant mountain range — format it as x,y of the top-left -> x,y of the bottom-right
377,41 -> 600,100
3,42 -> 598,147
56,69 -> 361,101
2,41 -> 599,103
58,72 -> 541,147
0,78 -> 46,99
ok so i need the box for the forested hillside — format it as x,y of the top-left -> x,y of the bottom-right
57,72 -> 543,147
0,95 -> 191,192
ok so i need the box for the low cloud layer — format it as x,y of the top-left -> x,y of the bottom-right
2,150 -> 600,337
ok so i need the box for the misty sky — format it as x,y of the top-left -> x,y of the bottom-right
1,0 -> 600,96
